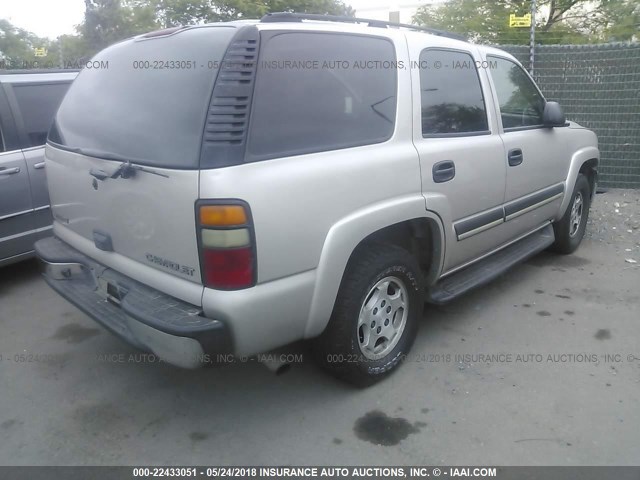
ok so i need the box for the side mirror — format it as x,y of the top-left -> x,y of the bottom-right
543,101 -> 566,127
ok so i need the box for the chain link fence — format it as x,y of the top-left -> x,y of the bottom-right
502,43 -> 640,189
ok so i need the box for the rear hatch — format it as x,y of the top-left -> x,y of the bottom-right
46,25 -> 238,285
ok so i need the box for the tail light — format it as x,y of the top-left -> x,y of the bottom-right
197,202 -> 256,290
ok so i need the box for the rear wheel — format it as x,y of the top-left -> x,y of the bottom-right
313,243 -> 424,387
551,174 -> 591,254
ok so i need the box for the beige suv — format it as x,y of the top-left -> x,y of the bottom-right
36,13 -> 598,386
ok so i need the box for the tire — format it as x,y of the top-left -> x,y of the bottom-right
550,173 -> 591,254
313,243 -> 425,387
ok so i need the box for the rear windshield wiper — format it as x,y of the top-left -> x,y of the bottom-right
89,160 -> 169,181
63,147 -> 170,180
108,160 -> 169,179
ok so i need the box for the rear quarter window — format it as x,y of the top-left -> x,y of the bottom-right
247,32 -> 398,161
419,49 -> 489,136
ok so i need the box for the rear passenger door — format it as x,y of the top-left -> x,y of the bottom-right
411,46 -> 508,272
10,81 -> 72,232
0,86 -> 34,262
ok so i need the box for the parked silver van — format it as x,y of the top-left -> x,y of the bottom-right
0,70 -> 76,266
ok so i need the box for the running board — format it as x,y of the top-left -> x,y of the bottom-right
426,224 -> 555,304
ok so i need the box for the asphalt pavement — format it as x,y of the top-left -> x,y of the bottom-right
0,189 -> 638,466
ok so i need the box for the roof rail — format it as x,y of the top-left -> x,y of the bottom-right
260,12 -> 467,42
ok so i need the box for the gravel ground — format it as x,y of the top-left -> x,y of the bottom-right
0,189 -> 638,466
587,189 -> 640,263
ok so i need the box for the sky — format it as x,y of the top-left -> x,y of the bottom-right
0,0 -> 85,38
0,0 -> 433,39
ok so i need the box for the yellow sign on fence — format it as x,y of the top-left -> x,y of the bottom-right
509,13 -> 532,28
34,47 -> 48,57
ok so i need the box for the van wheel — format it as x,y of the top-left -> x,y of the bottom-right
314,243 -> 424,387
551,174 -> 591,254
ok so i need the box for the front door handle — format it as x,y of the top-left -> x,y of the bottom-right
508,148 -> 523,167
0,167 -> 20,176
433,160 -> 456,183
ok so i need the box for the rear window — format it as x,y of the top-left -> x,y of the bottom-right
50,26 -> 236,169
419,49 -> 489,136
13,82 -> 70,148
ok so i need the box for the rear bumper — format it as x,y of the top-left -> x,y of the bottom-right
35,236 -> 231,368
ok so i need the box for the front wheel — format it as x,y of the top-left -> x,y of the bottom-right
550,174 -> 591,254
313,243 -> 424,387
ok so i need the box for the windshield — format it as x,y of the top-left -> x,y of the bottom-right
49,26 -> 236,169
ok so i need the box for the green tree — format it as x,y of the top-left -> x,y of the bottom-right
54,34 -> 95,66
0,19 -> 61,67
79,0 -> 158,52
0,19 -> 36,64
2,0 -> 357,69
413,0 -> 638,45
152,0 -> 354,28
77,0 -> 354,54
589,0 -> 640,41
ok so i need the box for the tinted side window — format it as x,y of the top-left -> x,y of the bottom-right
248,33 -> 397,160
419,49 -> 489,136
0,88 -> 16,152
12,82 -> 70,147
487,56 -> 545,129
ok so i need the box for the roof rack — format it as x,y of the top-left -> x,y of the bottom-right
260,12 -> 467,42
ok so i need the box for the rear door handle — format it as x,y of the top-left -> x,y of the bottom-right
34,162 -> 46,170
0,167 -> 20,176
508,148 -> 523,167
433,160 -> 456,183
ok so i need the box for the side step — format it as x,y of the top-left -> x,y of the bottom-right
426,224 -> 555,304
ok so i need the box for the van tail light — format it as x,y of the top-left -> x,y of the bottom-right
197,202 -> 256,290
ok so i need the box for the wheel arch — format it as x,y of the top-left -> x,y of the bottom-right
556,146 -> 599,221
579,157 -> 599,201
304,195 -> 444,339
